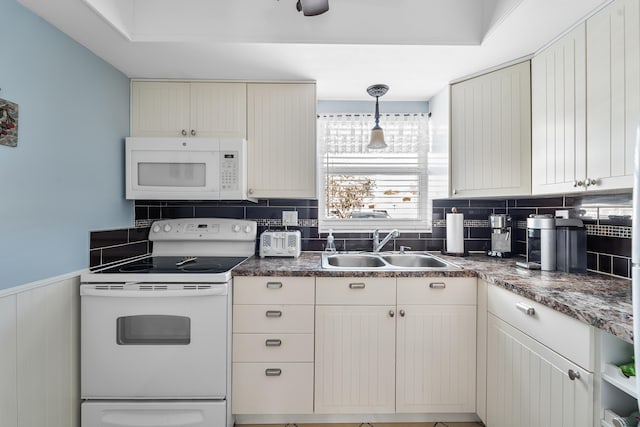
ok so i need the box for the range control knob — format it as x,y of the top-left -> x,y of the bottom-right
152,225 -> 161,233
244,225 -> 252,233
163,224 -> 172,233
232,224 -> 241,233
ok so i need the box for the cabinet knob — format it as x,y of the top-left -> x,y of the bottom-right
585,178 -> 597,187
190,129 -> 196,136
399,309 -> 406,317
568,369 -> 581,381
453,189 -> 458,195
248,189 -> 254,195
181,129 -> 187,136
389,310 -> 395,318
573,180 -> 584,188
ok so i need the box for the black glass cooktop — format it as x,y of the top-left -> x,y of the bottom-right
98,256 -> 248,274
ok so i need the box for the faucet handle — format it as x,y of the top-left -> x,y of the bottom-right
399,246 -> 411,254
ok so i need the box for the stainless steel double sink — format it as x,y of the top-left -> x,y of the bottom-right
321,252 -> 460,270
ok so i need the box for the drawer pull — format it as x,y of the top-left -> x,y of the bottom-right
429,282 -> 446,289
265,368 -> 282,376
349,282 -> 366,289
266,281 -> 283,289
265,310 -> 283,318
568,369 -> 581,381
265,339 -> 282,347
516,302 -> 536,316
389,310 -> 395,318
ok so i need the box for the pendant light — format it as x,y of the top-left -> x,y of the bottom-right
367,84 -> 389,149
296,0 -> 329,16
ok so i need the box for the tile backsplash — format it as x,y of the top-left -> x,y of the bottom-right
89,192 -> 632,279
433,192 -> 633,278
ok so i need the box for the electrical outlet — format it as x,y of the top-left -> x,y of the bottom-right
282,211 -> 298,226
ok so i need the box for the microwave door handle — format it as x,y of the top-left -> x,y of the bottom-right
79,287 -> 227,297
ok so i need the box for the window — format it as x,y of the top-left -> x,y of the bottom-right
318,113 -> 443,232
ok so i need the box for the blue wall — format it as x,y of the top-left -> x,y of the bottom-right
0,0 -> 132,289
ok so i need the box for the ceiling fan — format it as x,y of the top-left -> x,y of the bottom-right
295,0 -> 330,16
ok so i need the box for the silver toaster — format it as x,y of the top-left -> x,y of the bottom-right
259,230 -> 301,258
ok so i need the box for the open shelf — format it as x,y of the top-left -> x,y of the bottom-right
602,363 -> 637,398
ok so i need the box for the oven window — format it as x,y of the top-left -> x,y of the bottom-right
138,163 -> 206,187
116,315 -> 191,345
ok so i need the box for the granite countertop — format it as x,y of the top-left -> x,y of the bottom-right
234,252 -> 633,343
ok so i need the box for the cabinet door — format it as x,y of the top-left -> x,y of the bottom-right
586,0 -> 639,191
396,304 -> 476,413
531,24 -> 587,195
450,61 -> 531,197
247,83 -> 316,199
476,279 -> 488,424
131,81 -> 190,137
314,305 -> 396,413
487,314 -> 593,427
189,82 -> 247,138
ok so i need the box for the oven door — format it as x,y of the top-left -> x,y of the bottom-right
80,284 -> 228,399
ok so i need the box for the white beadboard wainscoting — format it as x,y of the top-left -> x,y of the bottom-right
0,272 -> 81,427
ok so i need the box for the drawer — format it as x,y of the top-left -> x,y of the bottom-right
316,277 -> 396,305
488,285 -> 594,371
233,333 -> 314,362
232,362 -> 314,414
234,276 -> 314,305
397,277 -> 477,305
233,305 -> 314,334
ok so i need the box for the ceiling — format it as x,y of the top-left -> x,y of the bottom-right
18,0 -> 611,101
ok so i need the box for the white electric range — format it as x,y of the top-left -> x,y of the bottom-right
80,218 -> 256,427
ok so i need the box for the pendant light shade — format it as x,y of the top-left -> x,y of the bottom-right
366,84 -> 389,150
296,0 -> 329,16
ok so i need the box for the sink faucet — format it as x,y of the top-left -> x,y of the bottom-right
372,229 -> 400,252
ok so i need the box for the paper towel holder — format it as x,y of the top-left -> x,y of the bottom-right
441,207 -> 469,257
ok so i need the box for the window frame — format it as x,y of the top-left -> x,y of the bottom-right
317,113 -> 432,233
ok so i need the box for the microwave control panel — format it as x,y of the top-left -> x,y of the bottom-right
220,151 -> 239,191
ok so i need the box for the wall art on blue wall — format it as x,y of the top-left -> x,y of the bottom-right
0,97 -> 18,147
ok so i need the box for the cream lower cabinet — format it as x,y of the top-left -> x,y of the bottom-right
396,277 -> 477,413
232,276 -> 315,415
131,81 -> 247,138
314,277 -> 396,414
314,276 -> 478,415
486,285 -> 594,427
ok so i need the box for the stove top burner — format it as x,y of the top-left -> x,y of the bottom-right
98,256 -> 248,274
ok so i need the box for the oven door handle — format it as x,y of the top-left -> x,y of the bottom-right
80,287 -> 227,297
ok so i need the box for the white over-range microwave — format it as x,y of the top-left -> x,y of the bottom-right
125,137 -> 248,200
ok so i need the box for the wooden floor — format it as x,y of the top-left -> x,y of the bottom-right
238,423 -> 484,427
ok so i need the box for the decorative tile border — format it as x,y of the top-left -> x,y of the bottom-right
586,224 -> 632,239
432,219 -> 489,228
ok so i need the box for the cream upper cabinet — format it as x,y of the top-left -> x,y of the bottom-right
450,61 -> 532,198
531,24 -> 587,195
585,0 -> 639,191
131,81 -> 247,138
247,83 -> 317,199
